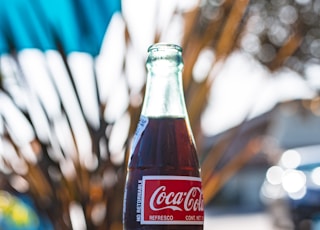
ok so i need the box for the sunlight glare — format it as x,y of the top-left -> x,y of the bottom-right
52,114 -> 77,159
282,169 -> 306,193
67,52 -> 100,130
280,149 -> 301,169
311,167 -> 320,186
109,112 -> 130,156
46,50 -> 92,164
0,92 -> 35,145
266,166 -> 284,185
69,202 -> 87,230
193,48 -> 215,82
121,0 -> 160,54
125,44 -> 146,94
18,49 -> 61,119
96,13 -> 126,104
0,55 -> 28,110
103,76 -> 129,122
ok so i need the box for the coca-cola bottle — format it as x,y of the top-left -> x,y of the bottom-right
123,43 -> 204,229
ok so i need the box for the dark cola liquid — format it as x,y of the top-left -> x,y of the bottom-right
123,117 -> 203,230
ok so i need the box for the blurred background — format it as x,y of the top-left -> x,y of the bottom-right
0,0 -> 320,229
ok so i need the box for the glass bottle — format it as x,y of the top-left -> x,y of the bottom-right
123,43 -> 204,230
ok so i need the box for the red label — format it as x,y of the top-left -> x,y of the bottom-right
140,175 -> 204,225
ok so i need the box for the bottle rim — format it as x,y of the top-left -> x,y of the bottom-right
147,43 -> 182,53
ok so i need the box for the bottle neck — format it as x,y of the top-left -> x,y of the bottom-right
141,67 -> 187,118
141,44 -> 187,118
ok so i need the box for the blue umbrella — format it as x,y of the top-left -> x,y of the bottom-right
0,0 -> 121,55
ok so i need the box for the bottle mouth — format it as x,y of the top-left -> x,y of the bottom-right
146,43 -> 183,70
148,43 -> 182,53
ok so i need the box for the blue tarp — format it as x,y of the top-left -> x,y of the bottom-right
0,0 -> 121,56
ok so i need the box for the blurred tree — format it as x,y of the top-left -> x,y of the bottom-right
241,0 -> 320,75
